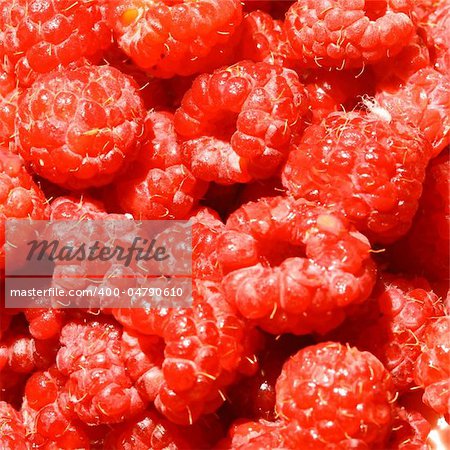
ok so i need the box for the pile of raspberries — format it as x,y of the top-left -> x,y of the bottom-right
1,0 -> 449,448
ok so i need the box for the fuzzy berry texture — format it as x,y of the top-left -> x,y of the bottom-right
0,0 -> 112,86
276,342 -> 396,448
114,110 -> 208,219
389,150 -> 449,281
426,3 -> 450,75
0,401 -> 29,449
16,64 -> 145,190
330,274 -> 444,392
414,316 -> 450,420
0,149 -> 49,268
376,67 -> 450,156
175,61 -> 309,184
285,0 -> 416,69
219,195 -> 377,335
107,0 -> 242,78
282,110 -> 432,244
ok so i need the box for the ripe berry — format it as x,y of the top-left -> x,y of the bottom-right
219,195 -> 376,335
388,150 -> 449,281
276,342 -> 396,448
376,67 -> 450,156
114,111 -> 208,219
426,3 -> 450,75
175,61 -> 309,184
285,0 -> 416,69
0,149 -> 49,269
282,110 -> 431,244
414,316 -> 450,420
0,0 -> 112,86
16,64 -> 145,190
0,58 -> 18,146
330,274 -> 444,392
107,0 -> 242,78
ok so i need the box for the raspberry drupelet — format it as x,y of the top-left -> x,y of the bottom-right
414,316 -> 450,420
0,401 -> 29,449
16,64 -> 146,190
282,110 -> 432,244
285,0 -> 416,69
107,0 -> 242,78
218,195 -> 377,335
276,342 -> 396,448
0,149 -> 49,269
114,111 -> 208,220
329,274 -> 444,392
0,0 -> 112,86
174,61 -> 309,184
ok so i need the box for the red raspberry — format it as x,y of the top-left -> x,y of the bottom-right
219,196 -> 376,335
376,68 -> 450,156
0,401 -> 29,449
114,111 -> 208,219
56,318 -> 145,425
388,405 -> 432,450
174,61 -> 309,184
107,0 -> 242,78
237,11 -> 296,68
330,275 -> 443,392
0,58 -> 18,146
24,308 -> 65,340
276,342 -> 396,448
285,0 -> 416,69
50,195 -> 107,220
303,68 -> 375,123
16,64 -> 146,190
389,151 -> 449,281
115,281 -> 261,425
282,111 -> 431,244
22,367 -> 91,448
414,316 -> 450,419
0,0 -> 112,86
425,3 -> 450,75
0,149 -> 49,269
191,207 -> 225,282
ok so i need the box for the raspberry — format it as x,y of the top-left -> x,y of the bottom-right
219,196 -> 376,335
376,68 -> 450,156
107,0 -> 242,78
115,281 -> 261,425
388,151 -> 449,281
0,0 -> 112,86
0,58 -> 18,146
303,68 -> 375,123
0,401 -> 29,449
50,195 -> 107,220
114,111 -> 208,219
0,149 -> 49,269
276,342 -> 396,448
285,0 -> 416,69
237,11 -> 296,68
425,4 -> 450,75
16,64 -> 145,190
56,318 -> 145,425
24,308 -> 65,340
414,316 -> 450,419
330,274 -> 443,392
22,367 -> 92,448
282,111 -> 431,244
175,61 -> 309,184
